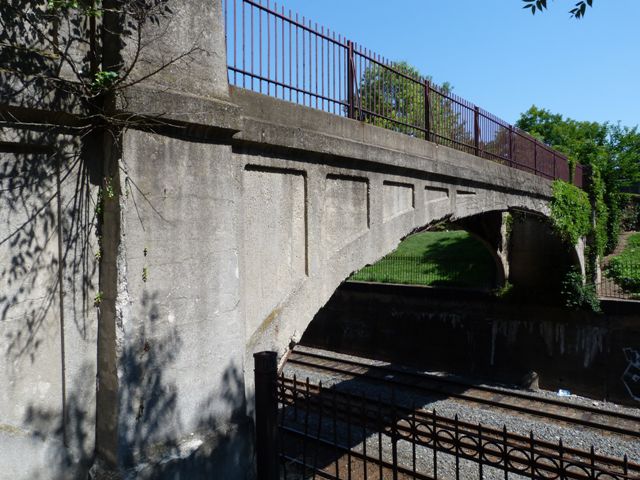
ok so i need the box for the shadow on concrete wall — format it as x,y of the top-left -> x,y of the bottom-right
18,289 -> 253,479
116,290 -> 253,478
0,129 -> 97,361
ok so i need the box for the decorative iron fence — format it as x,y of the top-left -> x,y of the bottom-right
598,263 -> 640,301
348,256 -> 496,289
224,0 -> 584,188
254,352 -> 639,480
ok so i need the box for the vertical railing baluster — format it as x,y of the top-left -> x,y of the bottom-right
503,425 -> 509,480
311,381 -> 324,480
302,378 -> 311,478
378,395 -> 383,480
455,414 -> 460,480
259,2 -> 262,93
242,0 -> 245,87
559,438 -> 565,480
508,125 -> 513,166
280,374 -> 287,480
424,80 -> 431,142
529,431 -> 535,480
433,410 -> 438,480
474,106 -> 480,156
362,392 -> 368,480
250,1 -> 254,90
315,22 -> 318,109
333,389 -> 339,479
391,390 -> 398,480
346,41 -> 354,119
347,390 -> 352,480
478,423 -> 483,480
266,0 -> 270,95
295,12 -> 299,103
412,404 -> 417,479
254,352 -> 279,480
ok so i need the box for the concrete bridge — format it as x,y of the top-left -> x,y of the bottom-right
0,1 -> 583,478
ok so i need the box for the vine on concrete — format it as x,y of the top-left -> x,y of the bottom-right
550,180 -> 591,246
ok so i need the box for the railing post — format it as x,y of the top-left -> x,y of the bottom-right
254,351 -> 279,480
346,40 -> 355,119
424,80 -> 431,141
508,125 -> 513,167
474,106 -> 480,156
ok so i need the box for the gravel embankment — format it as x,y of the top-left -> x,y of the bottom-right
281,345 -> 640,478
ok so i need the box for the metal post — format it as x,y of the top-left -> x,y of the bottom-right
346,40 -> 355,119
254,351 -> 279,480
424,80 -> 431,141
508,125 -> 513,166
474,106 -> 480,156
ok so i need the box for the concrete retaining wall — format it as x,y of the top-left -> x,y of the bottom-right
302,282 -> 640,407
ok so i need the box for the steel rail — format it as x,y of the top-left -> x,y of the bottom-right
287,349 -> 640,439
280,377 -> 639,479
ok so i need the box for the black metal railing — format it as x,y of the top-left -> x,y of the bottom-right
348,255 -> 496,289
224,0 -> 584,188
253,353 -> 639,480
599,263 -> 640,301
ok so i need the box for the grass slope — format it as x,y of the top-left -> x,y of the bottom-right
350,230 -> 496,288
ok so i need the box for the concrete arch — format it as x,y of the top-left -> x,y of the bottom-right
242,156 -> 561,366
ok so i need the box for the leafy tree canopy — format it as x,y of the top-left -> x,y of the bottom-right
522,0 -> 594,18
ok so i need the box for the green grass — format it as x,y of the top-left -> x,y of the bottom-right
350,230 -> 496,288
605,232 -> 640,292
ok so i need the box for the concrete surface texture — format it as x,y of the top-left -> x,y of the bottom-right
0,0 -> 585,478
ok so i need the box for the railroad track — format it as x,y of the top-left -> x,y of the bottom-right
286,347 -> 640,440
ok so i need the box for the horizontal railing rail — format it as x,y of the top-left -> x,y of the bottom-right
224,0 -> 584,188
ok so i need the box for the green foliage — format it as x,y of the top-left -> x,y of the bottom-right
91,71 -> 119,92
560,269 -> 601,312
522,0 -> 594,18
604,233 -> 640,293
587,167 -> 608,258
550,180 -> 592,246
620,195 -> 640,231
358,61 -> 463,142
517,106 -> 640,260
94,291 -> 104,307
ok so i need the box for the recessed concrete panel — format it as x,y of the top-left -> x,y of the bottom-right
383,181 -> 414,221
323,175 -> 369,253
244,166 -> 308,337
424,186 -> 451,222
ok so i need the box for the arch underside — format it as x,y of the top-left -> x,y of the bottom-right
241,153 -> 581,364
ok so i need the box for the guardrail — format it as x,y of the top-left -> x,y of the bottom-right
253,352 -> 638,480
224,0 -> 584,188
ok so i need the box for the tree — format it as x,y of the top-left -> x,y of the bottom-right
357,61 -> 473,149
522,0 -> 594,18
1,0 -> 202,131
516,105 -> 640,255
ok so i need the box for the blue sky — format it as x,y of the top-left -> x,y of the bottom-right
264,0 -> 639,127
